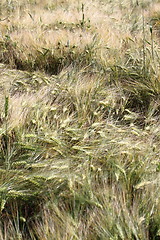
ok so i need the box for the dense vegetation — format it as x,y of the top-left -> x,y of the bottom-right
0,0 -> 160,239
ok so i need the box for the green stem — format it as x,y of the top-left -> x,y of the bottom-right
4,96 -> 9,170
142,10 -> 146,78
150,25 -> 154,61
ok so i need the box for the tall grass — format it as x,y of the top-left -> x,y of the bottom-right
0,0 -> 160,239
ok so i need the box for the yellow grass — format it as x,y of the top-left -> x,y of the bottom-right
0,0 -> 160,239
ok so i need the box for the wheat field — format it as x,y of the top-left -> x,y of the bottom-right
0,0 -> 160,239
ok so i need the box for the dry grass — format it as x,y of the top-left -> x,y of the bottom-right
1,0 -> 154,72
0,0 -> 160,239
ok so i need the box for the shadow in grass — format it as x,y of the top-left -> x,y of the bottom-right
0,37 -> 98,76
